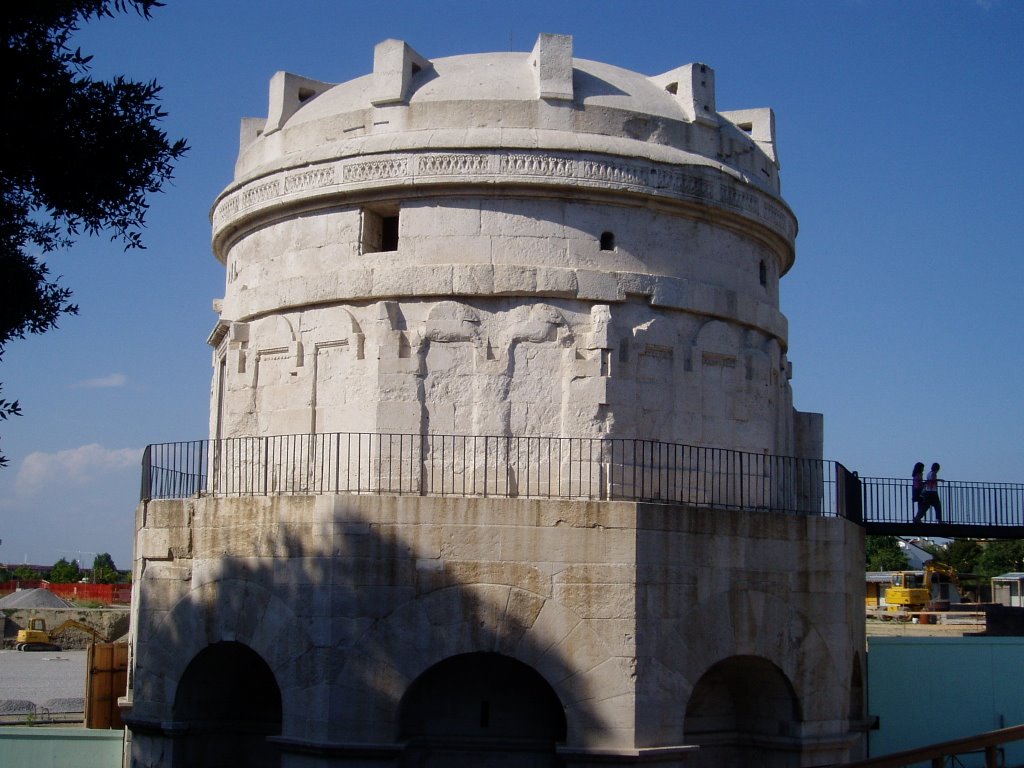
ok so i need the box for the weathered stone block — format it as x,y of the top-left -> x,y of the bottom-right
576,269 -> 624,301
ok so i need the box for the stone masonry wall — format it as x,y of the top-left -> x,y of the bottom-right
130,494 -> 863,763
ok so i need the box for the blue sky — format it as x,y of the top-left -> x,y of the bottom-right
0,0 -> 1021,567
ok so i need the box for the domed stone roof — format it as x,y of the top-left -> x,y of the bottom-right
229,34 -> 779,185
288,52 -> 689,126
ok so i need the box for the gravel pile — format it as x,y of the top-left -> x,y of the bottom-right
41,697 -> 85,713
0,588 -> 71,609
0,699 -> 36,714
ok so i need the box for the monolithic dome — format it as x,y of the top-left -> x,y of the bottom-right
126,35 -> 864,768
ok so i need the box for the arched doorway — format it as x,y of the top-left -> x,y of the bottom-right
684,655 -> 802,768
398,652 -> 566,767
172,641 -> 282,768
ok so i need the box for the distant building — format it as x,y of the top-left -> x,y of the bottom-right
125,34 -> 865,767
993,574 -> 1024,607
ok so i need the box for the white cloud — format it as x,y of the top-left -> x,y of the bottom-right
15,444 -> 141,496
75,373 -> 128,389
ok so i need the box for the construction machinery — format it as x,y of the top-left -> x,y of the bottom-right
15,617 -> 106,651
885,561 -> 962,612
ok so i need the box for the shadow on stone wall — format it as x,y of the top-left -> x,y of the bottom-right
130,495 -> 613,766
631,503 -> 862,767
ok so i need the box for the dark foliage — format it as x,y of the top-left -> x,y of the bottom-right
50,556 -> 83,583
938,539 -> 983,575
12,564 -> 42,581
977,540 -> 1024,578
0,1 -> 187,465
92,551 -> 119,583
866,535 -> 909,572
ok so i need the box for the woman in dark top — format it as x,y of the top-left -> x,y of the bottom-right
911,462 -> 925,523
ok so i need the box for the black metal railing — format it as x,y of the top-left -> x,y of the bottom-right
860,476 -> 1024,528
141,432 -> 858,518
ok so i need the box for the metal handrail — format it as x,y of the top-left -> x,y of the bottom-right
859,476 -> 1024,528
140,432 -> 857,518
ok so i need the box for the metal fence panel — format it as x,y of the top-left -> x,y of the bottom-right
141,433 -> 850,519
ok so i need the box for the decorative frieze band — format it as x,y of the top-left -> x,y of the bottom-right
420,153 -> 490,176
213,150 -> 796,242
344,158 -> 408,183
284,166 -> 336,193
500,154 -> 574,178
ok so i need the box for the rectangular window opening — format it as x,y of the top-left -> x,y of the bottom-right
361,206 -> 400,253
381,214 -> 399,252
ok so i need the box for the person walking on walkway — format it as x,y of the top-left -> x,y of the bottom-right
911,462 -> 926,523
919,462 -> 943,522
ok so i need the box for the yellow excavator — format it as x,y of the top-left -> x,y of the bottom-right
885,561 -> 962,612
15,617 -> 106,651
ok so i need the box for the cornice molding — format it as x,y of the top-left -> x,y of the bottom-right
211,149 -> 796,255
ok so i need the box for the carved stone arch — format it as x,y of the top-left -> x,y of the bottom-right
145,577 -> 314,717
656,589 -> 847,740
313,305 -> 365,350
630,315 -> 675,349
397,651 -> 567,764
684,654 -> 802,768
691,319 -> 742,446
497,304 -> 572,437
741,328 -> 771,384
419,301 -> 482,434
247,314 -> 308,434
332,583 -> 624,746
693,319 -> 739,359
495,302 -> 568,349
172,640 -> 283,768
310,306 -> 368,432
629,316 -> 677,376
338,305 -> 364,336
250,314 -> 303,382
528,302 -> 570,337
424,300 -> 482,343
253,313 -> 299,352
627,316 -> 678,441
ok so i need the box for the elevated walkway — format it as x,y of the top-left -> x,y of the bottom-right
860,476 -> 1024,539
864,521 -> 1024,539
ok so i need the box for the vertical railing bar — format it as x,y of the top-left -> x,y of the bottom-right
333,432 -> 339,494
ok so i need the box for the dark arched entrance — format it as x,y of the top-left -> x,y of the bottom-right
684,655 -> 802,768
398,652 -> 566,767
172,641 -> 282,768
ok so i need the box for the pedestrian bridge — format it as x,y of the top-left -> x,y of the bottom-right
859,475 -> 1024,539
140,432 -> 1024,539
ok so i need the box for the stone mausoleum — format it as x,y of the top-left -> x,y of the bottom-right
125,34 -> 866,767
